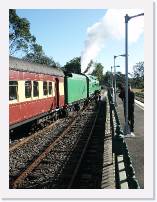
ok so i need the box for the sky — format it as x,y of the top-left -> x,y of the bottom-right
16,9 -> 144,75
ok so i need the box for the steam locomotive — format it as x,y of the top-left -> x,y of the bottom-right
9,56 -> 101,130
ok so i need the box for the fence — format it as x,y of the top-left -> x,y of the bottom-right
108,89 -> 140,189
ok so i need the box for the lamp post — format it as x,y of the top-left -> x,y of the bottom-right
111,66 -> 114,96
114,64 -> 120,105
124,12 -> 144,136
114,54 -> 125,105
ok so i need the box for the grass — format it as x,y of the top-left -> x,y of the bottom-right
132,88 -> 144,93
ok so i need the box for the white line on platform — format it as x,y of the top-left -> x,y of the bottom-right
135,100 -> 144,110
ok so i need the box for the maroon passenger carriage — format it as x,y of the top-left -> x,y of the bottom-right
9,57 -> 65,130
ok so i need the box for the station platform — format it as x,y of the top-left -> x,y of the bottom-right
116,96 -> 144,188
100,89 -> 144,189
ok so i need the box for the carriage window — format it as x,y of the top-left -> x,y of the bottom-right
33,81 -> 39,97
9,81 -> 18,101
25,81 -> 32,98
43,81 -> 48,96
49,82 -> 52,95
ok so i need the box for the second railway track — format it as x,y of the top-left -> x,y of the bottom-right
10,102 -> 101,189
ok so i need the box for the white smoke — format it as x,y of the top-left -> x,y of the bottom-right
81,9 -> 144,73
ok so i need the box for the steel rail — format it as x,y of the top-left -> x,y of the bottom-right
10,106 -> 85,152
9,119 -> 61,152
10,112 -> 84,189
67,106 -> 99,188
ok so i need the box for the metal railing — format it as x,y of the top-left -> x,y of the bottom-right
108,89 -> 140,189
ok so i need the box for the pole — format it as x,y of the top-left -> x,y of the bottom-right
114,55 -> 124,106
124,12 -> 144,136
111,66 -> 113,89
114,56 -> 116,105
125,14 -> 129,135
111,66 -> 114,99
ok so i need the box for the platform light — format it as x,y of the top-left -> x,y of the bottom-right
113,54 -> 125,105
124,13 -> 144,136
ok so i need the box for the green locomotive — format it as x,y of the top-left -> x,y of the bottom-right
64,73 -> 87,105
64,73 -> 101,107
86,75 -> 101,97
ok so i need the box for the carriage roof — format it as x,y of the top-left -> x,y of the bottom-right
9,56 -> 64,77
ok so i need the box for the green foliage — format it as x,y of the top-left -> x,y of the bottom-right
101,71 -> 111,87
64,57 -> 81,74
101,71 -> 125,88
23,54 -> 59,67
131,62 -> 144,89
9,9 -> 36,55
116,72 -> 125,87
133,62 -> 144,78
91,62 -> 104,83
23,43 -> 60,67
93,61 -> 144,90
10,10 -> 61,68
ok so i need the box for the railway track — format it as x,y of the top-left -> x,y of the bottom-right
48,100 -> 112,189
9,119 -> 61,152
62,101 -> 108,189
9,102 -> 99,189
9,108 -> 77,148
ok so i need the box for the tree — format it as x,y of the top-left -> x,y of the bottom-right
23,43 -> 43,59
91,62 -> 104,83
115,72 -> 125,88
23,43 -> 60,67
101,71 -> 125,88
23,54 -> 58,67
132,62 -> 144,88
101,71 -> 112,87
9,9 -> 36,56
64,57 -> 81,74
10,10 -> 60,68
133,62 -> 144,79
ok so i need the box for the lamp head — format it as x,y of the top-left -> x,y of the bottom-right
119,54 -> 126,57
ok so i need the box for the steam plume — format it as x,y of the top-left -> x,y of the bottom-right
81,9 -> 144,73
83,60 -> 93,74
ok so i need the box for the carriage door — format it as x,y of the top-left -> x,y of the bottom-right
55,78 -> 59,107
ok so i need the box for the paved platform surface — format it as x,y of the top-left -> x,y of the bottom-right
116,96 -> 144,188
100,89 -> 115,188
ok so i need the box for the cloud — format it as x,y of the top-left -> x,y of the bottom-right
81,9 -> 144,73
105,9 -> 144,43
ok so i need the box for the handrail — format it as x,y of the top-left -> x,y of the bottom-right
107,88 -> 140,189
